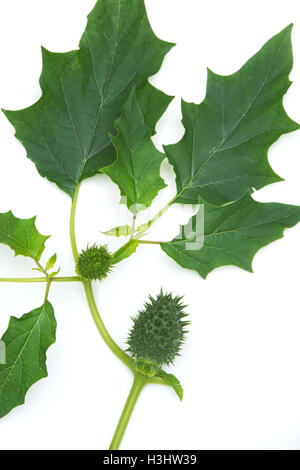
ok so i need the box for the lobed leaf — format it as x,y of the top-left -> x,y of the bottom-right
164,25 -> 299,206
104,86 -> 171,212
3,0 -> 174,198
0,301 -> 56,418
135,82 -> 174,135
0,211 -> 49,261
161,193 -> 300,279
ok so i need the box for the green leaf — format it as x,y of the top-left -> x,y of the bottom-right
158,370 -> 183,401
49,268 -> 61,278
103,86 -> 169,213
0,301 -> 56,418
161,192 -> 300,279
164,25 -> 299,206
45,253 -> 57,271
0,211 -> 49,261
113,239 -> 139,264
3,0 -> 174,198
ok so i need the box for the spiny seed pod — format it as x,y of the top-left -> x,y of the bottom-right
127,290 -> 189,377
76,244 -> 114,281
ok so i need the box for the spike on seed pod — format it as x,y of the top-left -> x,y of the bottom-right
127,290 -> 189,377
76,244 -> 114,281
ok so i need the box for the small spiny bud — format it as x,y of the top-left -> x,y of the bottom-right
76,244 -> 114,281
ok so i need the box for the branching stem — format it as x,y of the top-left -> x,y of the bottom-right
0,276 -> 80,283
69,183 -> 134,371
69,183 -> 167,450
34,259 -> 49,276
136,196 -> 176,238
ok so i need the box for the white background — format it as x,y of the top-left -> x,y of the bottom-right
0,0 -> 300,450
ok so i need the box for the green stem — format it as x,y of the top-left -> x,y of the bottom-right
0,276 -> 80,283
136,167 -> 203,237
136,197 -> 176,238
34,259 -> 49,277
70,183 -> 166,450
109,373 -> 147,450
131,214 -> 137,238
137,240 -> 164,245
43,278 -> 52,303
70,183 -> 134,371
70,183 -> 80,262
82,280 -> 134,371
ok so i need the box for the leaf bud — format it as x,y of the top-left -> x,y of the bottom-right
76,244 -> 114,281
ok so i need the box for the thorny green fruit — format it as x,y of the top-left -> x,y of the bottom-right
127,291 -> 189,376
76,245 -> 114,281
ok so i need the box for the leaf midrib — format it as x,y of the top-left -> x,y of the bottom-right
0,225 -> 33,259
0,216 -> 46,261
79,0 -> 122,177
43,0 -> 122,185
166,211 -> 292,245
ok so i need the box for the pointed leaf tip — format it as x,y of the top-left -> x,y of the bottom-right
0,301 -> 56,418
165,27 -> 299,206
104,82 -> 169,213
158,371 -> 184,401
0,211 -> 49,261
3,0 -> 173,196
